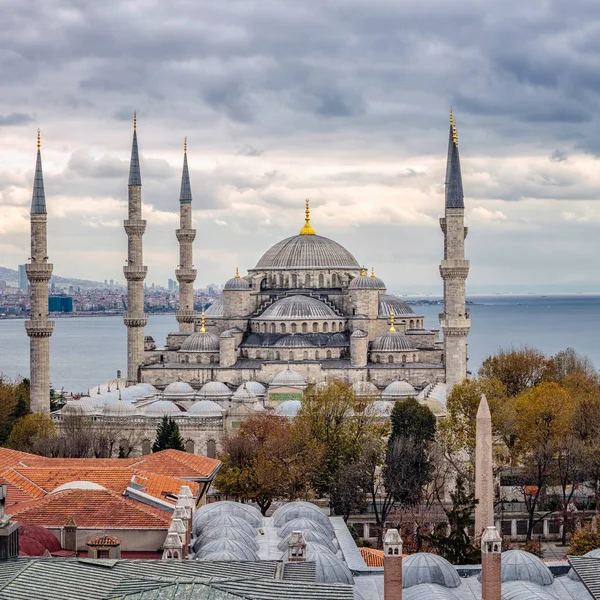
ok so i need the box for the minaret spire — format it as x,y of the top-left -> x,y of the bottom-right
26,129 -> 54,413
123,113 -> 148,385
439,109 -> 470,390
175,137 -> 197,334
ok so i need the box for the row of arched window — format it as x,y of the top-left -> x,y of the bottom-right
371,353 -> 419,364
253,321 -> 345,334
179,354 -> 218,364
265,272 -> 345,289
241,348 -> 339,361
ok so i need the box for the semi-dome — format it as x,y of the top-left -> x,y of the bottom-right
403,584 -> 461,600
187,400 -> 224,417
351,381 -> 379,396
195,538 -> 259,561
144,400 -> 181,417
204,299 -> 224,317
244,381 -> 266,396
277,529 -> 337,554
275,400 -> 302,418
349,270 -> 386,290
257,295 -> 339,320
350,330 -> 368,338
179,331 -> 220,353
494,550 -> 553,586
232,383 -> 257,402
254,234 -> 360,271
278,517 -> 335,541
379,294 -> 416,317
103,397 -> 137,418
224,270 -> 251,290
197,381 -> 232,398
273,335 -> 315,348
371,331 -> 416,352
271,368 -> 306,388
382,380 -> 417,398
402,553 -> 461,589
61,399 -> 96,417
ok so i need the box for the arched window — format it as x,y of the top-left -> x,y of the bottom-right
292,323 -> 297,333
276,351 -> 281,360
376,355 -> 381,363
402,354 -> 406,363
141,439 -> 152,455
332,322 -> 337,332
326,350 -> 332,359
279,274 -> 284,287
410,320 -> 414,329
302,322 -> 308,333
305,274 -> 311,287
268,350 -> 273,360
339,322 -> 343,330
315,350 -> 320,360
281,323 -> 286,333
185,439 -> 195,454
291,274 -> 297,287
262,323 -> 267,333
207,439 -> 217,459
209,355 -> 214,364
323,322 -> 328,333
270,323 -> 276,334
289,351 -> 294,361
256,350 -> 262,359
388,355 -> 394,364
303,351 -> 308,360
332,273 -> 338,287
413,353 -> 417,362
318,273 -> 324,287
313,322 -> 318,333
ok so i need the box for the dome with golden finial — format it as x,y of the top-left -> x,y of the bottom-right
348,266 -> 386,290
224,267 -> 251,290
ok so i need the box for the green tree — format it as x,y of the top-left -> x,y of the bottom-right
7,413 -> 56,453
9,393 -> 29,427
389,397 -> 436,444
152,416 -> 185,452
0,377 -> 30,445
426,475 -> 479,564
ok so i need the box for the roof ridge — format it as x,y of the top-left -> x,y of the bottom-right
2,468 -> 47,496
110,489 -> 171,523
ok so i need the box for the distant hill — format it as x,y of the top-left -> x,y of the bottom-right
0,266 -> 106,288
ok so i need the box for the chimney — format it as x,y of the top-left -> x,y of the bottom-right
162,531 -> 183,560
63,515 -> 77,552
169,518 -> 188,559
172,504 -> 190,556
481,525 -> 502,600
0,485 -> 19,560
383,528 -> 402,600
288,530 -> 306,562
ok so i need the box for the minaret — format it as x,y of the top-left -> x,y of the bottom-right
175,137 -> 197,334
439,109 -> 470,390
123,113 -> 148,385
25,129 -> 54,414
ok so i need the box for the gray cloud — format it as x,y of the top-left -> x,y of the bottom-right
0,113 -> 33,126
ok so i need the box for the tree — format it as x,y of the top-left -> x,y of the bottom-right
569,520 -> 600,556
9,393 -> 29,426
389,397 -> 436,444
0,377 -> 30,445
7,413 -> 56,452
548,348 -> 598,384
479,347 -> 550,397
426,475 -> 479,564
152,416 -> 185,452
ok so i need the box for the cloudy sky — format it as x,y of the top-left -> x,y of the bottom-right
2,0 -> 600,294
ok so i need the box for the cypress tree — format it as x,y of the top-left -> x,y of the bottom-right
152,416 -> 185,452
9,393 -> 29,426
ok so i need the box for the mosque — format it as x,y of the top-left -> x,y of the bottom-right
27,112 -> 470,456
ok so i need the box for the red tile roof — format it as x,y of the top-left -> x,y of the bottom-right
130,471 -> 199,503
0,448 -> 38,471
359,547 -> 385,567
129,450 -> 220,480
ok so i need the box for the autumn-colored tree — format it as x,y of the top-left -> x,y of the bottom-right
0,377 -> 30,445
479,347 -> 550,397
569,520 -> 600,556
547,348 -> 598,384
7,413 -> 56,453
513,382 -> 574,541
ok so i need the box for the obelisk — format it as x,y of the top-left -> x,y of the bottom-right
475,394 -> 494,537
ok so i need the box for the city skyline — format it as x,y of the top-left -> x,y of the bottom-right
2,1 -> 600,293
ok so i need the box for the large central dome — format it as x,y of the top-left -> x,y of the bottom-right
253,200 -> 360,271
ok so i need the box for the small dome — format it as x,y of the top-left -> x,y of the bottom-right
204,299 -> 224,317
197,549 -> 251,562
103,397 -> 137,417
187,400 -> 224,417
144,400 -> 181,417
61,399 -> 96,417
198,526 -> 259,550
232,382 -> 257,402
193,501 -> 262,534
403,584 -> 461,600
378,294 -> 416,317
224,273 -> 251,290
402,553 -> 461,589
271,368 -> 306,388
420,397 -> 447,417
277,529 -> 337,555
500,581 -> 559,600
348,272 -> 386,290
496,550 -> 553,586
244,381 -> 266,396
197,381 -> 232,398
195,538 -> 258,561
179,331 -> 220,353
371,331 -> 416,352
51,481 -> 107,494
382,380 -> 417,398
136,383 -> 158,395
220,330 -> 232,338
350,330 -> 368,338
368,400 -> 394,417
325,332 -> 348,347
163,381 -> 195,396
301,545 -> 353,584
351,381 -> 379,397
273,335 -> 315,348
257,295 -> 339,320
275,400 -> 302,418
195,514 -> 257,538
272,502 -> 332,532
278,517 -> 335,541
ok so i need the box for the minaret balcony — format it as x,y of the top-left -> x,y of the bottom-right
25,263 -> 53,282
123,219 -> 147,236
175,268 -> 197,283
176,229 -> 196,243
25,320 -> 54,337
123,265 -> 148,281
176,310 -> 196,323
439,261 -> 470,280
439,314 -> 471,334
123,313 -> 148,327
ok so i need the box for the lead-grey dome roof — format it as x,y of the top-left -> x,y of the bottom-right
144,400 -> 181,417
244,381 -> 266,396
278,517 -> 335,541
204,299 -> 223,317
492,550 -> 554,586
179,331 -> 220,352
351,381 -> 379,396
501,581 -> 560,600
232,382 -> 257,402
303,546 -> 353,585
194,538 -> 259,561
273,335 -> 315,348
163,381 -> 195,396
271,368 -> 306,388
403,584 -> 461,600
197,526 -> 259,550
382,380 -> 417,398
254,234 -> 360,271
257,295 -> 339,320
193,501 -> 262,533
224,275 -> 251,290
197,381 -> 231,398
102,397 -> 138,418
61,400 -> 96,416
272,502 -> 332,531
402,553 -> 461,589
371,331 -> 416,352
195,514 -> 257,538
186,400 -> 224,417
349,273 -> 386,290
379,295 -> 416,317
277,529 -> 337,554
275,400 -> 302,417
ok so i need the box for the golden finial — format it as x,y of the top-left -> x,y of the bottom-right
299,198 -> 316,235
37,129 -> 41,150
452,111 -> 458,146
200,307 -> 206,332
184,136 -> 187,154
389,309 -> 396,332
371,267 -> 375,278
360,266 -> 367,276
133,111 -> 137,131
449,106 -> 454,125
235,267 -> 240,279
